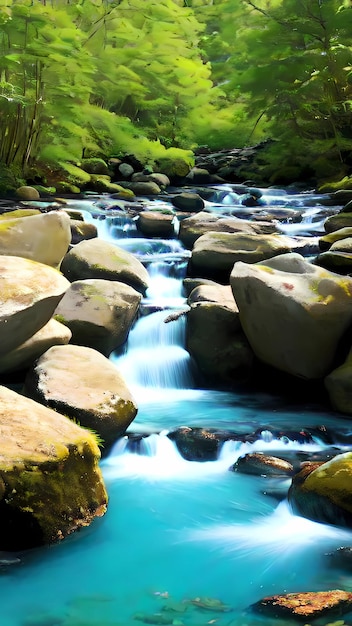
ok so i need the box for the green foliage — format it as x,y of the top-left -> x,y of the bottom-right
1,0 -> 352,184
0,163 -> 25,194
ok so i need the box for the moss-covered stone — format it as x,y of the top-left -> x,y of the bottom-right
289,452 -> 352,527
319,227 -> 352,251
81,158 -> 109,175
0,385 -> 107,550
0,209 -> 41,220
324,213 -> 352,234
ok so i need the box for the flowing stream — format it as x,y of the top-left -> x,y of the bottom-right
3,187 -> 352,626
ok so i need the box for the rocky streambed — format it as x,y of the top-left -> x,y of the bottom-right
2,176 -> 352,624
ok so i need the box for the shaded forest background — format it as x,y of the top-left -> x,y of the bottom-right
1,0 -> 352,187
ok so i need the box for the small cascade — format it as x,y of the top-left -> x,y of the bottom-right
190,499 -> 352,565
114,310 -> 195,391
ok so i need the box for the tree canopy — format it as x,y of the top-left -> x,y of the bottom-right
0,0 -> 352,184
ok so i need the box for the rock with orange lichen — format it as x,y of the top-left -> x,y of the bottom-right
252,589 -> 352,621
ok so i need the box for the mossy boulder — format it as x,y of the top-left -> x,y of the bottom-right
319,227 -> 352,251
0,210 -> 71,268
60,238 -> 150,295
318,176 -> 352,192
81,158 -> 109,175
230,253 -> 352,379
324,213 -> 352,233
289,452 -> 352,527
0,385 -> 107,550
314,250 -> 352,273
24,344 -> 138,448
0,208 -> 41,219
0,318 -> 71,375
0,256 -> 70,356
87,175 -> 135,197
54,279 -> 141,356
155,154 -> 193,179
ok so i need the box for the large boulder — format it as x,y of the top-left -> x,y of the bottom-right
0,211 -> 71,267
189,232 -> 292,282
288,452 -> 352,527
54,279 -> 141,356
0,385 -> 107,550
0,256 -> 70,356
24,344 -> 138,448
325,348 -> 352,414
0,318 -> 71,374
230,253 -> 352,379
179,211 -> 277,249
60,238 -> 150,295
186,292 -> 254,386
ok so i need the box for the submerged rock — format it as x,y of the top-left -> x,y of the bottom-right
231,452 -> 294,476
24,344 -> 138,448
60,238 -> 150,295
230,253 -> 352,379
168,427 -> 225,461
0,385 -> 107,550
252,589 -> 352,621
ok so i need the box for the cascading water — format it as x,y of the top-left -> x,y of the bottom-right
2,189 -> 352,626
